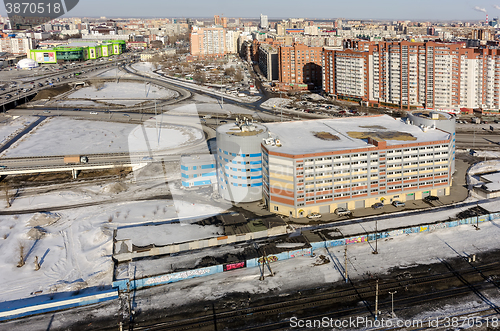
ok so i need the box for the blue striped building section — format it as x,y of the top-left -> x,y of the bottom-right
0,289 -> 118,321
180,154 -> 217,188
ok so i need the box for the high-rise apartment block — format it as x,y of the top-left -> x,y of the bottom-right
189,27 -> 226,57
0,37 -> 35,55
279,43 -> 322,89
323,40 -> 500,111
260,14 -> 268,29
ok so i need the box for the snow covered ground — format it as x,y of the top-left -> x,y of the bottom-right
66,82 -> 178,106
96,68 -> 136,79
131,62 -> 156,73
0,116 -> 38,145
132,216 -> 500,321
55,100 -> 104,107
1,117 -> 203,157
0,196 -> 227,303
131,63 -> 261,103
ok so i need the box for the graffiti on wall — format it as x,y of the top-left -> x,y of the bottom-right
144,268 -> 211,286
346,236 -> 367,244
223,261 -> 246,271
258,255 -> 278,264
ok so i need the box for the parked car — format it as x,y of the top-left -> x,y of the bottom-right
371,202 -> 384,209
307,212 -> 322,219
73,108 -> 81,111
123,114 -> 130,117
43,110 -> 51,113
392,201 -> 405,207
424,195 -> 439,203
89,112 -> 98,115
335,207 -> 352,216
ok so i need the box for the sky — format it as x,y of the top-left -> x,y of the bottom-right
1,0 -> 500,20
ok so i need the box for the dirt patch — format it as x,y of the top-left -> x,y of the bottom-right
2,168 -> 133,188
347,130 -> 417,141
32,84 -> 72,101
360,125 -> 386,130
226,129 -> 264,136
313,131 -> 340,141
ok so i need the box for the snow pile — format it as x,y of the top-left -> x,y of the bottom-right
467,160 -> 500,188
306,94 -> 327,101
100,182 -> 127,194
27,212 -> 61,227
261,98 -> 293,108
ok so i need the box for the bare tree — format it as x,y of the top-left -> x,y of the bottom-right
225,67 -> 236,76
3,183 -> 11,208
235,70 -> 244,82
17,241 -> 26,267
193,72 -> 207,84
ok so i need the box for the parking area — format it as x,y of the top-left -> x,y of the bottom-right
233,158 -> 470,226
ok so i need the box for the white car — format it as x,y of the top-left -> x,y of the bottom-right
89,112 -> 98,115
307,212 -> 322,219
335,207 -> 352,216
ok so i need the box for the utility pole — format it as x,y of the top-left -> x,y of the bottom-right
476,203 -> 480,230
373,219 -> 378,254
374,279 -> 379,321
344,245 -> 348,283
389,290 -> 397,318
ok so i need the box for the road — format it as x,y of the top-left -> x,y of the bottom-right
0,116 -> 45,153
456,131 -> 500,150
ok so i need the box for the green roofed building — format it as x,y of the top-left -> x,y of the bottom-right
28,40 -> 126,64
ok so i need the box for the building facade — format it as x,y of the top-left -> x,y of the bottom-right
180,154 -> 217,188
216,119 -> 268,203
261,115 -> 453,218
279,43 -> 323,89
258,44 -> 279,81
0,37 -> 34,55
323,40 -> 500,111
190,27 -> 226,57
260,14 -> 268,29
28,40 -> 125,63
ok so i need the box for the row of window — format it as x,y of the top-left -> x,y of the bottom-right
218,149 -> 261,158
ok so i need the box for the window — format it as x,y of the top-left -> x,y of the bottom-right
274,206 -> 279,211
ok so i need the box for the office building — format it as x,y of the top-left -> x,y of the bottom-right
180,154 -> 217,188
261,115 -> 453,218
216,118 -> 268,203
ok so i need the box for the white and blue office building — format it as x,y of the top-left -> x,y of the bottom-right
216,120 -> 269,203
180,154 -> 217,188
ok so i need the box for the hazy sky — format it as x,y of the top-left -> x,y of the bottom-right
1,0 -> 500,20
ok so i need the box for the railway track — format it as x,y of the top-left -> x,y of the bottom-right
125,261 -> 500,331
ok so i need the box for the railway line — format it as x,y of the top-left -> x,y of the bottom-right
122,260 -> 500,331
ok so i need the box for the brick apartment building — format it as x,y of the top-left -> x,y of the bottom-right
278,43 -> 322,90
189,27 -> 226,57
323,40 -> 500,111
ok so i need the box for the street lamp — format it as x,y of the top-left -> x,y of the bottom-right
389,291 -> 397,318
372,219 -> 379,254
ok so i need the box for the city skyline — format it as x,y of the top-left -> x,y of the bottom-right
3,0 -> 500,21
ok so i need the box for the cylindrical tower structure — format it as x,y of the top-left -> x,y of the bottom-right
216,119 -> 268,202
407,110 -> 456,173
